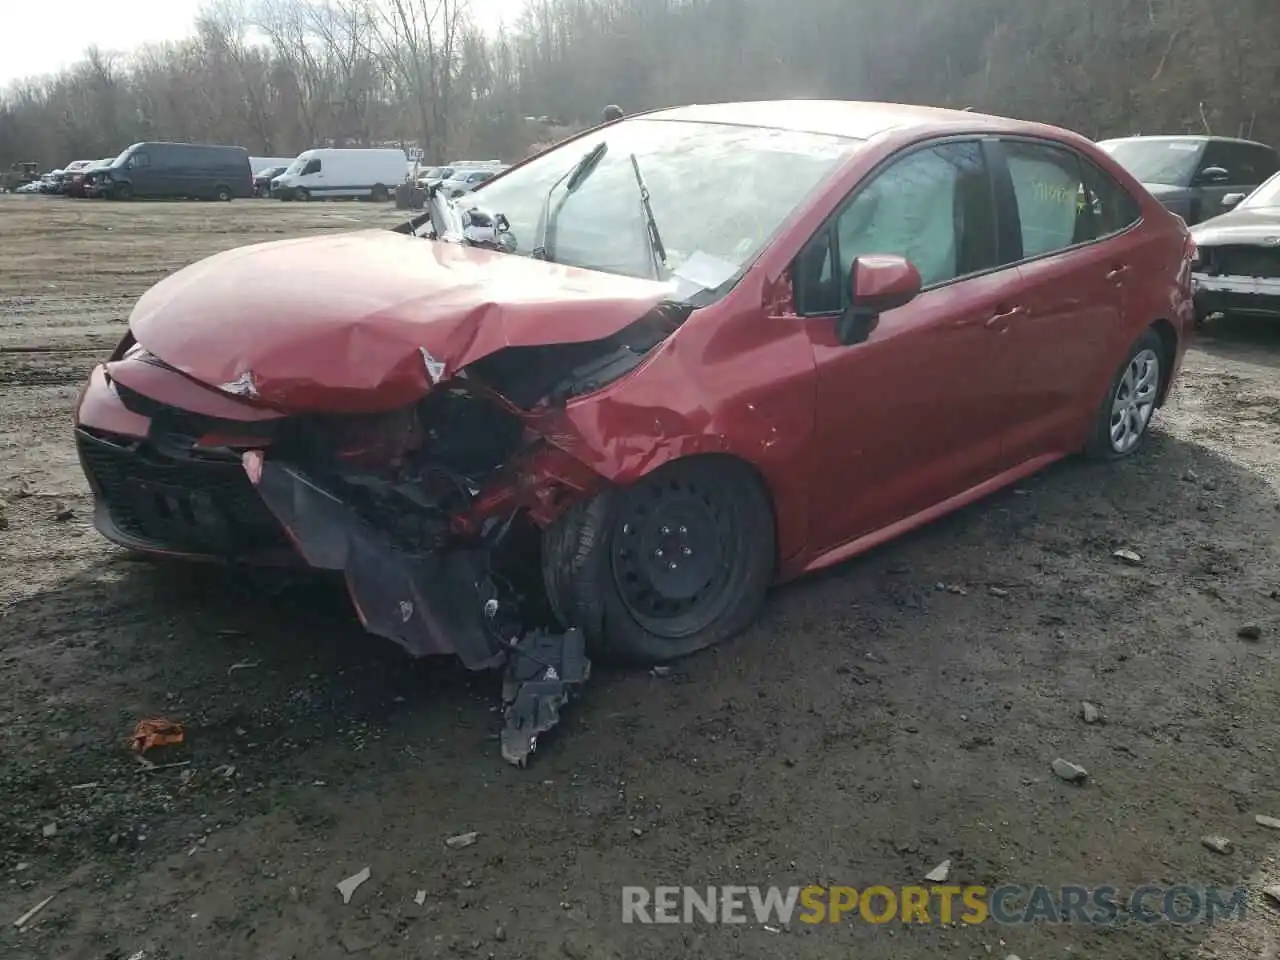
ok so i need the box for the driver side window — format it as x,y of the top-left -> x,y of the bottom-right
795,140 -> 997,315
302,159 -> 321,175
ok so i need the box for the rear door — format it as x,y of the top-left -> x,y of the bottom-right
994,138 -> 1143,463
790,137 -> 1026,551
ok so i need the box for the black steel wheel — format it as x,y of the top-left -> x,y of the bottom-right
542,456 -> 775,663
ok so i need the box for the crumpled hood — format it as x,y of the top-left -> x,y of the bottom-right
1191,207 -> 1280,247
129,229 -> 672,412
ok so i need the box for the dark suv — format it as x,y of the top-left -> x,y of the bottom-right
1096,135 -> 1280,225
96,142 -> 253,201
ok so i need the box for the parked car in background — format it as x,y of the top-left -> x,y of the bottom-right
249,156 -> 295,176
67,158 -> 113,198
1189,169 -> 1280,324
74,100 -> 1193,675
1097,135 -> 1280,226
271,148 -> 407,201
97,142 -> 253,201
253,165 -> 290,197
439,166 -> 508,198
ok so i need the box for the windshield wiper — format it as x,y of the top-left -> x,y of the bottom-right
628,153 -> 667,280
531,140 -> 608,261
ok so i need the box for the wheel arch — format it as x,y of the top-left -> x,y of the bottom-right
1148,317 -> 1179,406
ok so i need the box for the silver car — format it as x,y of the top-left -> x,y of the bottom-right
441,166 -> 508,198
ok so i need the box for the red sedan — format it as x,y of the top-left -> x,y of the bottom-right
74,100 -> 1195,671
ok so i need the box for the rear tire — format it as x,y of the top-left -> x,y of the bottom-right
370,183 -> 388,202
542,457 -> 775,664
214,184 -> 232,202
1084,327 -> 1166,461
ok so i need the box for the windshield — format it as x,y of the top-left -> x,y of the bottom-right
111,145 -> 138,166
1098,139 -> 1202,187
473,118 -> 859,295
1240,171 -> 1280,209
283,156 -> 309,176
256,165 -> 285,178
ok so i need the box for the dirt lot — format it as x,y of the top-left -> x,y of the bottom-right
2,194 -> 1280,960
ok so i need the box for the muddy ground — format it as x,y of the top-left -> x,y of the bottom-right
1,195 -> 1279,960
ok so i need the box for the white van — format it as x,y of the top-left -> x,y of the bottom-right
272,148 -> 408,202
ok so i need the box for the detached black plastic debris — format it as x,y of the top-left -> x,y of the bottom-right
500,628 -> 590,767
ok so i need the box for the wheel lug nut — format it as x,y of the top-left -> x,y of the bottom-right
669,562 -> 677,571
681,546 -> 692,556
654,549 -> 664,558
678,525 -> 687,535
660,525 -> 671,536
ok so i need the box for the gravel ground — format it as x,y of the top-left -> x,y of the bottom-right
1,195 -> 1279,960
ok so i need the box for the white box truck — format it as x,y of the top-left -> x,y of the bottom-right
272,148 -> 408,202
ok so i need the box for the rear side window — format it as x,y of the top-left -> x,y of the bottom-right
1003,141 -> 1087,257
1003,140 -> 1139,258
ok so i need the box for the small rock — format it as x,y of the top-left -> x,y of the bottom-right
562,932 -> 589,958
41,823 -> 57,838
1080,701 -> 1102,724
631,827 -> 643,837
495,924 -> 507,942
445,831 -> 478,850
1052,758 -> 1088,783
650,666 -> 671,678
947,584 -> 968,595
414,889 -> 426,905
1238,624 -> 1263,641
1112,548 -> 1142,566
52,501 -> 73,521
988,587 -> 1009,598
1256,815 -> 1280,830
912,779 -> 921,790
1201,835 -> 1233,855
925,860 -> 950,883
340,932 -> 377,954
1264,885 -> 1280,908
1181,470 -> 1199,482
336,866 -> 371,904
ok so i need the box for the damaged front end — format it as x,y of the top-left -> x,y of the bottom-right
84,183 -> 693,765
242,378 -> 606,765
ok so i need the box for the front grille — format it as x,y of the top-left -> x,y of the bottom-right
76,428 -> 286,553
1205,245 -> 1280,279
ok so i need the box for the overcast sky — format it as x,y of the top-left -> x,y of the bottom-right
0,0 -> 528,87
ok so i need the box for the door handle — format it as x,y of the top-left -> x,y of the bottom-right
985,305 -> 1026,331
1105,265 -> 1131,283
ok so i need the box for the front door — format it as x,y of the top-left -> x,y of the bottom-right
791,138 -> 1025,553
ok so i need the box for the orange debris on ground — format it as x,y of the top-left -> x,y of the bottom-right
130,718 -> 185,753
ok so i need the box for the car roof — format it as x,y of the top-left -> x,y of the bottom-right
641,99 -> 1026,141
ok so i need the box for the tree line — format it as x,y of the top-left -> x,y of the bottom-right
1,0 -> 1277,170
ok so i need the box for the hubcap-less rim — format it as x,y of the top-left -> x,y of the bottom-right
610,476 -> 731,637
1110,348 -> 1160,454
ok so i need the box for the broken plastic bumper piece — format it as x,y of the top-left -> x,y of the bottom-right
500,627 -> 591,767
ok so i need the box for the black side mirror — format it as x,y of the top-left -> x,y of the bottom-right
836,255 -> 923,346
1199,166 -> 1230,184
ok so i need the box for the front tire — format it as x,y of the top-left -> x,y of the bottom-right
1085,328 -> 1165,461
542,457 -> 775,664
